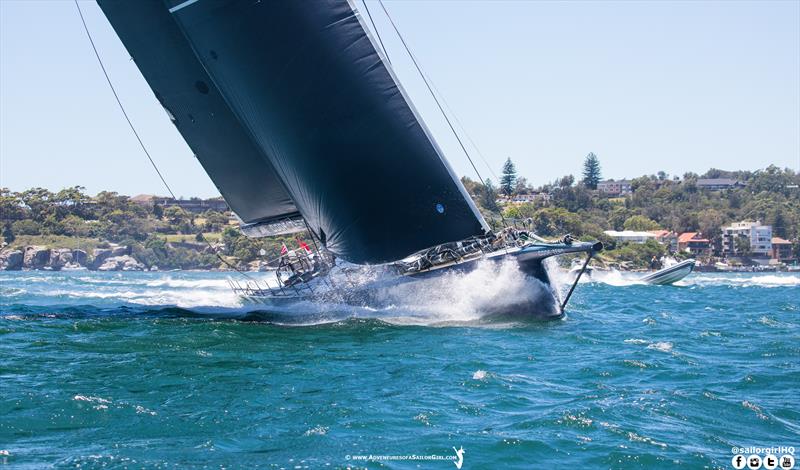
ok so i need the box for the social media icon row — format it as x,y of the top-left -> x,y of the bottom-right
732,454 -> 795,469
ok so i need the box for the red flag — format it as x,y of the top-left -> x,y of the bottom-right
280,243 -> 288,255
296,237 -> 312,253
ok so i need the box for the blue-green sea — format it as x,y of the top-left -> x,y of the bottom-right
1,269 -> 798,469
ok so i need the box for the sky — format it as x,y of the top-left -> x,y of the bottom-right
1,0 -> 798,198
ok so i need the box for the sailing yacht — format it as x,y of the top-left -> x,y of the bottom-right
96,0 -> 601,318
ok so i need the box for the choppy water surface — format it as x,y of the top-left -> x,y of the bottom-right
1,269 -> 798,468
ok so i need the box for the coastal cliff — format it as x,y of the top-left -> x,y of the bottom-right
0,245 -> 146,271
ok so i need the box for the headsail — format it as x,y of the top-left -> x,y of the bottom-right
98,0 -> 489,264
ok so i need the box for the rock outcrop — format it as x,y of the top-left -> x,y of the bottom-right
49,249 -> 73,270
0,250 -> 24,270
72,249 -> 88,266
110,245 -> 130,257
23,246 -> 51,270
91,248 -> 113,269
5,244 -> 144,271
96,255 -> 145,271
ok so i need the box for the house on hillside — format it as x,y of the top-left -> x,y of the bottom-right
510,193 -> 550,205
722,221 -> 772,258
696,178 -> 745,191
648,230 -> 678,252
677,232 -> 711,256
597,179 -> 632,196
771,237 -> 793,261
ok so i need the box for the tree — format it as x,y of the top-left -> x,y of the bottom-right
480,179 -> 500,212
163,206 -> 192,233
500,158 -> 517,196
202,210 -> 229,232
697,209 -> 724,242
771,211 -> 788,239
734,236 -> 751,256
582,152 -> 601,189
530,207 -> 583,236
623,215 -> 660,231
514,177 -> 531,195
62,214 -> 93,237
2,223 -> 14,244
0,189 -> 26,221
19,188 -> 56,222
11,219 -> 41,236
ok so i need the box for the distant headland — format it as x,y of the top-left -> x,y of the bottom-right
2,158 -> 798,271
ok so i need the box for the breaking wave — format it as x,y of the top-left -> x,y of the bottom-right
553,267 -> 800,288
0,260 -> 557,325
364,258 -> 555,323
4,267 -> 794,326
685,274 -> 800,288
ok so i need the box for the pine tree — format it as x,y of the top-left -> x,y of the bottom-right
582,152 -> 601,189
500,158 -> 517,196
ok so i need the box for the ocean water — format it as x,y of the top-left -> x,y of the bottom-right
1,268 -> 798,469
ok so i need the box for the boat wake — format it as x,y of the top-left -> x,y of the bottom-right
553,268 -> 800,288
684,274 -> 800,288
1,260 -> 558,326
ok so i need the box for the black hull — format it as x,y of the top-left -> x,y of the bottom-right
240,252 -> 564,321
236,240 -> 600,321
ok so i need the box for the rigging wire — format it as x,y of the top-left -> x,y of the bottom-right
361,0 -> 391,65
365,1 -> 496,181
74,1 -> 174,201
73,0 -> 254,279
376,0 -> 486,186
376,0 -> 507,227
363,1 -> 496,180
426,79 -> 498,181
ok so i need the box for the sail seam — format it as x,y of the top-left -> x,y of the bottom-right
168,0 -> 201,14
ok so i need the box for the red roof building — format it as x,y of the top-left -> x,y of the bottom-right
677,232 -> 711,256
648,230 -> 678,251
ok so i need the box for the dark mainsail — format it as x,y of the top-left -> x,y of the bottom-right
97,0 -> 298,228
98,0 -> 489,264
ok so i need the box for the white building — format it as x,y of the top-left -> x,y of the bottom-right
604,230 -> 657,244
510,193 -> 550,205
597,180 -> 632,196
722,221 -> 772,257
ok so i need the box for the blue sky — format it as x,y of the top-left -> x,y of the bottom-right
1,0 -> 798,198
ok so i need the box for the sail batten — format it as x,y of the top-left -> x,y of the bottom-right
98,0 -> 489,264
